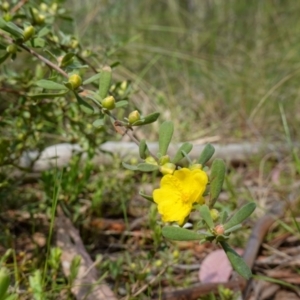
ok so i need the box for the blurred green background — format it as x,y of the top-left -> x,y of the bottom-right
71,0 -> 300,142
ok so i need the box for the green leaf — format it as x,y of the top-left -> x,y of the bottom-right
137,163 -> 159,172
35,79 -> 68,90
224,224 -> 242,234
158,121 -> 174,156
0,268 -> 10,299
122,162 -> 138,171
31,38 -> 45,48
0,18 -> 24,39
198,205 -> 214,229
139,190 -> 154,202
139,139 -> 149,159
115,100 -> 128,108
0,53 -> 9,65
92,118 -> 105,128
162,226 -> 205,241
220,211 -> 228,224
220,241 -> 252,280
209,159 -> 226,208
223,202 -> 256,231
198,144 -> 215,165
83,73 -> 101,85
99,66 -> 112,99
60,52 -> 75,67
37,27 -> 50,38
74,92 -> 94,114
131,112 -> 160,126
27,90 -> 69,99
172,142 -> 193,163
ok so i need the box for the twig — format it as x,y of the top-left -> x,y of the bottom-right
19,44 -> 69,78
10,0 -> 28,13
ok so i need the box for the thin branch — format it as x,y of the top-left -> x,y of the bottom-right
10,0 -> 28,13
19,44 -> 69,78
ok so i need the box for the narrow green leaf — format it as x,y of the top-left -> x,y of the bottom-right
220,211 -> 228,225
35,79 -> 67,90
0,18 -> 23,39
37,27 -> 50,38
74,92 -> 94,114
198,144 -> 215,165
99,66 -> 112,99
60,52 -> 75,67
223,202 -> 256,230
131,112 -> 160,126
139,190 -> 154,202
209,159 -> 226,208
31,37 -> 45,48
158,121 -> 174,156
162,226 -> 205,241
115,100 -> 128,108
83,73 -> 101,85
44,49 -> 57,61
122,162 -> 138,171
224,224 -> 242,234
0,53 -> 9,65
27,90 -> 69,99
172,142 -> 193,163
139,139 -> 149,159
137,163 -> 159,172
220,241 -> 252,280
92,118 -> 105,128
198,205 -> 214,229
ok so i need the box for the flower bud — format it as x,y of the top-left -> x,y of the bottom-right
160,163 -> 176,175
189,163 -> 203,170
128,110 -> 140,124
1,2 -> 9,11
213,224 -> 225,236
6,44 -> 17,54
68,74 -> 82,90
210,209 -> 220,221
0,268 -> 10,299
23,25 -> 35,42
145,156 -> 158,165
159,155 -> 170,165
35,14 -> 45,24
101,96 -> 115,110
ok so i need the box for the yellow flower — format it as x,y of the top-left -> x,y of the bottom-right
153,168 -> 208,225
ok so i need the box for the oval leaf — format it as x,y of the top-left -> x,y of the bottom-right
172,142 -> 193,163
131,112 -> 160,126
74,92 -> 94,114
162,226 -> 205,241
198,144 -> 215,165
139,190 -> 154,202
198,205 -> 214,229
0,53 -> 9,65
27,90 -> 69,99
115,100 -> 128,108
60,52 -> 75,67
209,159 -> 226,208
220,241 -> 252,280
99,66 -> 112,99
137,163 -> 159,172
223,202 -> 256,230
158,121 -> 174,156
139,139 -> 149,159
83,73 -> 101,85
35,79 -> 68,90
122,162 -> 138,171
92,118 -> 105,128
